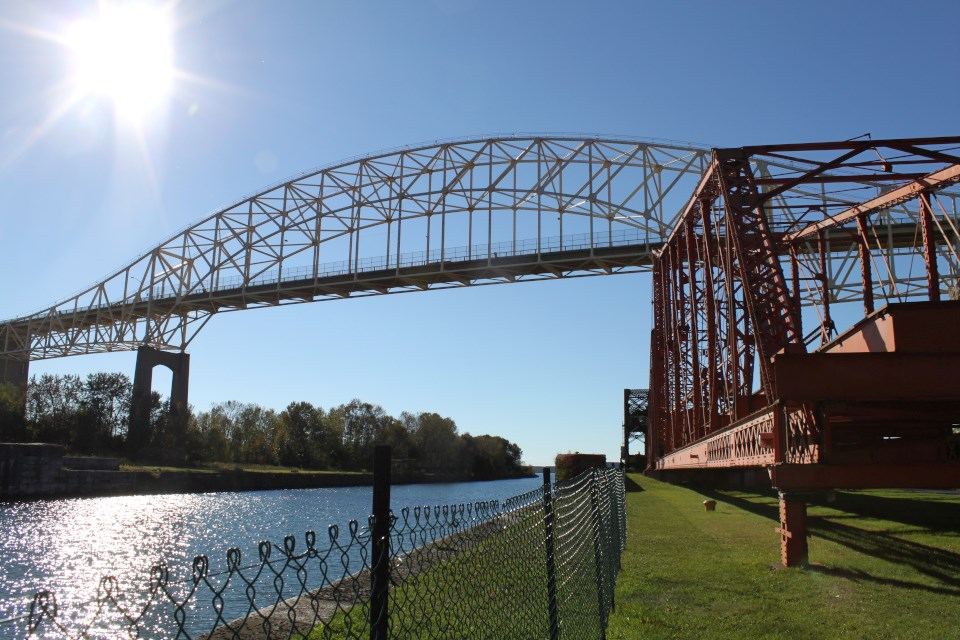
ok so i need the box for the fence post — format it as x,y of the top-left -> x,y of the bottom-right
602,470 -> 618,613
589,470 -> 609,638
619,471 -> 627,557
371,445 -> 391,640
542,467 -> 560,640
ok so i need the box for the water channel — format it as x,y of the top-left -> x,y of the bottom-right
0,476 -> 542,638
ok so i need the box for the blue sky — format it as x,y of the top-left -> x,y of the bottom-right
1,0 -> 958,465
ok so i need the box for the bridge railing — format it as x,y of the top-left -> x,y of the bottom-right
51,227 -> 655,316
2,467 -> 626,640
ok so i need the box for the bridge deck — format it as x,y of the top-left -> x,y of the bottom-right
11,242 -> 659,340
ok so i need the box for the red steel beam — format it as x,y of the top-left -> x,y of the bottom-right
784,163 -> 960,242
653,408 -> 780,470
741,136 -> 960,154
919,192 -> 941,301
773,351 -> 960,401
753,173 -> 926,185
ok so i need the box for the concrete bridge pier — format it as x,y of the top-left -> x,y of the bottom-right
0,357 -> 29,392
1,324 -> 31,395
128,345 -> 190,459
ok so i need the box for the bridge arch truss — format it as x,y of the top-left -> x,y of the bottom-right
2,136 -> 711,360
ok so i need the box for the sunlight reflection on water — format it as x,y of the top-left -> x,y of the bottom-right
0,477 -> 540,638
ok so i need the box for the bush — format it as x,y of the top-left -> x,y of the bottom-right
554,452 -> 606,482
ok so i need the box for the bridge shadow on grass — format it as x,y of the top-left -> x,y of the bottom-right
624,475 -> 644,493
814,491 -> 960,533
809,518 -> 960,595
689,487 -> 960,597
692,486 -> 779,520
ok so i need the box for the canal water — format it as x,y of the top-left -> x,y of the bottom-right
0,476 -> 542,637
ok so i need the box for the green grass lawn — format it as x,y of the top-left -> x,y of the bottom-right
608,474 -> 960,640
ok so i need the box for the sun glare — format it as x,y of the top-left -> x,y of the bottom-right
67,5 -> 173,120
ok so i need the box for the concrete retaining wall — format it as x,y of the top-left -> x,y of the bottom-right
0,443 -> 139,499
0,443 -> 378,499
0,443 -> 65,496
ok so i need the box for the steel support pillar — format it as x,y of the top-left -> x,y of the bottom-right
919,192 -> 941,302
128,345 -> 190,458
777,492 -> 809,567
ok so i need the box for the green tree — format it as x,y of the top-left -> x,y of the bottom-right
26,374 -> 84,446
144,392 -> 172,459
380,415 -> 413,460
68,372 -> 133,453
194,406 -> 233,462
82,372 -> 131,443
463,434 -> 524,479
413,412 -> 462,472
330,399 -> 388,469
276,401 -> 340,468
234,403 -> 278,464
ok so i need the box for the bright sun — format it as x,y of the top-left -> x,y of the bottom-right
67,5 -> 173,120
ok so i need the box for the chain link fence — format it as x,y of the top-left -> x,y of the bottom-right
4,461 -> 625,640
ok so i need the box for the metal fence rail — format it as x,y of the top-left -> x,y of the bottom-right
5,462 -> 625,640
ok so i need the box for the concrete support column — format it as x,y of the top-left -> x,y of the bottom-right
0,357 -> 29,439
128,346 -> 190,459
0,357 -> 29,392
1,323 -> 31,396
777,492 -> 809,567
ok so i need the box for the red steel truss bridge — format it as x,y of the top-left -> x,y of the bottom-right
648,136 -> 960,566
1,135 -> 958,565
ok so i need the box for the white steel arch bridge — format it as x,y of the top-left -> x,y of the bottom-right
1,136 -> 710,362
1,134 -> 958,371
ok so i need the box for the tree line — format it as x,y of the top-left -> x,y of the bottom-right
0,374 -> 528,479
